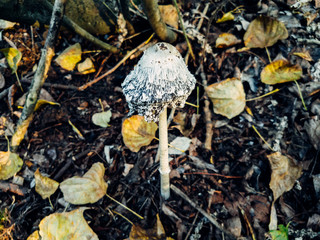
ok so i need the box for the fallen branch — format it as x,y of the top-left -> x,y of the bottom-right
10,0 -> 66,150
170,185 -> 236,239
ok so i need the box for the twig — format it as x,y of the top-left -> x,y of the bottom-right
10,0 -> 66,151
0,181 -> 28,196
171,185 -> 237,239
78,34 -> 155,91
21,78 -> 78,90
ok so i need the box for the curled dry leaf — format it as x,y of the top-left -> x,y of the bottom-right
55,43 -> 82,71
129,214 -> 166,240
34,168 -> 59,199
172,112 -> 199,137
60,162 -> 108,204
215,33 -> 241,48
0,150 -> 23,180
216,11 -> 235,23
268,152 -> 302,201
206,78 -> 246,119
244,16 -> 288,48
77,58 -> 96,74
122,115 -> 158,152
261,60 -> 302,85
38,208 -> 98,240
92,110 -> 112,128
293,51 -> 313,62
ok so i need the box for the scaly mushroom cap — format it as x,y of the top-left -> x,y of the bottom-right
121,42 -> 196,122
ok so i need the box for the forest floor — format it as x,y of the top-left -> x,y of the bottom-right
0,0 -> 320,239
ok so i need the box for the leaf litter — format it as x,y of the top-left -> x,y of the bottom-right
1,1 -> 320,239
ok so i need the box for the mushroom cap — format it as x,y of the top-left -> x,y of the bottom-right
121,42 -> 196,122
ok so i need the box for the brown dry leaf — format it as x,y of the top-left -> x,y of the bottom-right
129,214 -> 166,240
77,57 -> 96,74
34,168 -> 59,199
261,60 -> 302,85
244,16 -> 288,48
206,78 -> 246,119
60,162 -> 108,204
215,33 -> 241,48
293,51 -> 313,61
122,115 -> 158,152
38,208 -> 98,240
26,230 -> 40,240
0,150 -> 23,180
159,5 -> 179,29
55,43 -> 82,71
172,112 -> 199,137
268,152 -> 302,200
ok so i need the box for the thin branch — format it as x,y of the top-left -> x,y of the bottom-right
10,0 -> 67,150
171,185 -> 236,239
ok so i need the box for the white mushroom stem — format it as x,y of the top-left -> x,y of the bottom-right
159,106 -> 170,199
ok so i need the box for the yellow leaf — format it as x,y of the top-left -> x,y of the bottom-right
215,33 -> 241,48
293,51 -> 313,61
261,60 -> 302,85
122,115 -> 158,152
0,151 -> 23,180
60,162 -> 108,204
159,5 -> 179,29
34,168 -> 59,199
34,99 -> 60,111
244,16 -> 288,48
26,230 -> 40,240
216,11 -> 235,23
39,208 -> 98,240
0,48 -> 22,73
55,43 -> 82,71
206,78 -> 246,119
267,152 -> 302,200
77,58 -> 96,74
129,214 -> 166,240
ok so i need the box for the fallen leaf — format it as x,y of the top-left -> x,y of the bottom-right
92,110 -> 112,128
216,11 -> 235,23
304,119 -> 320,150
159,5 -> 179,29
172,112 -> 199,136
168,137 -> 192,155
268,152 -> 302,200
261,60 -> 302,85
244,16 -> 288,48
0,72 -> 5,89
77,58 -> 96,74
129,214 -> 166,240
0,48 -> 22,73
26,230 -> 40,240
34,99 -> 60,111
0,20 -> 16,30
293,51 -> 313,61
55,43 -> 82,71
122,115 -> 158,152
38,208 -> 98,240
34,168 -> 59,199
206,78 -> 246,119
60,162 -> 108,204
215,33 -> 241,48
0,150 -> 23,180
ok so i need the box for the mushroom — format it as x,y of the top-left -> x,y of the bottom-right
122,42 -> 196,199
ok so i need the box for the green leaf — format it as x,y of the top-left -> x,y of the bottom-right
269,223 -> 290,240
0,48 -> 22,73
